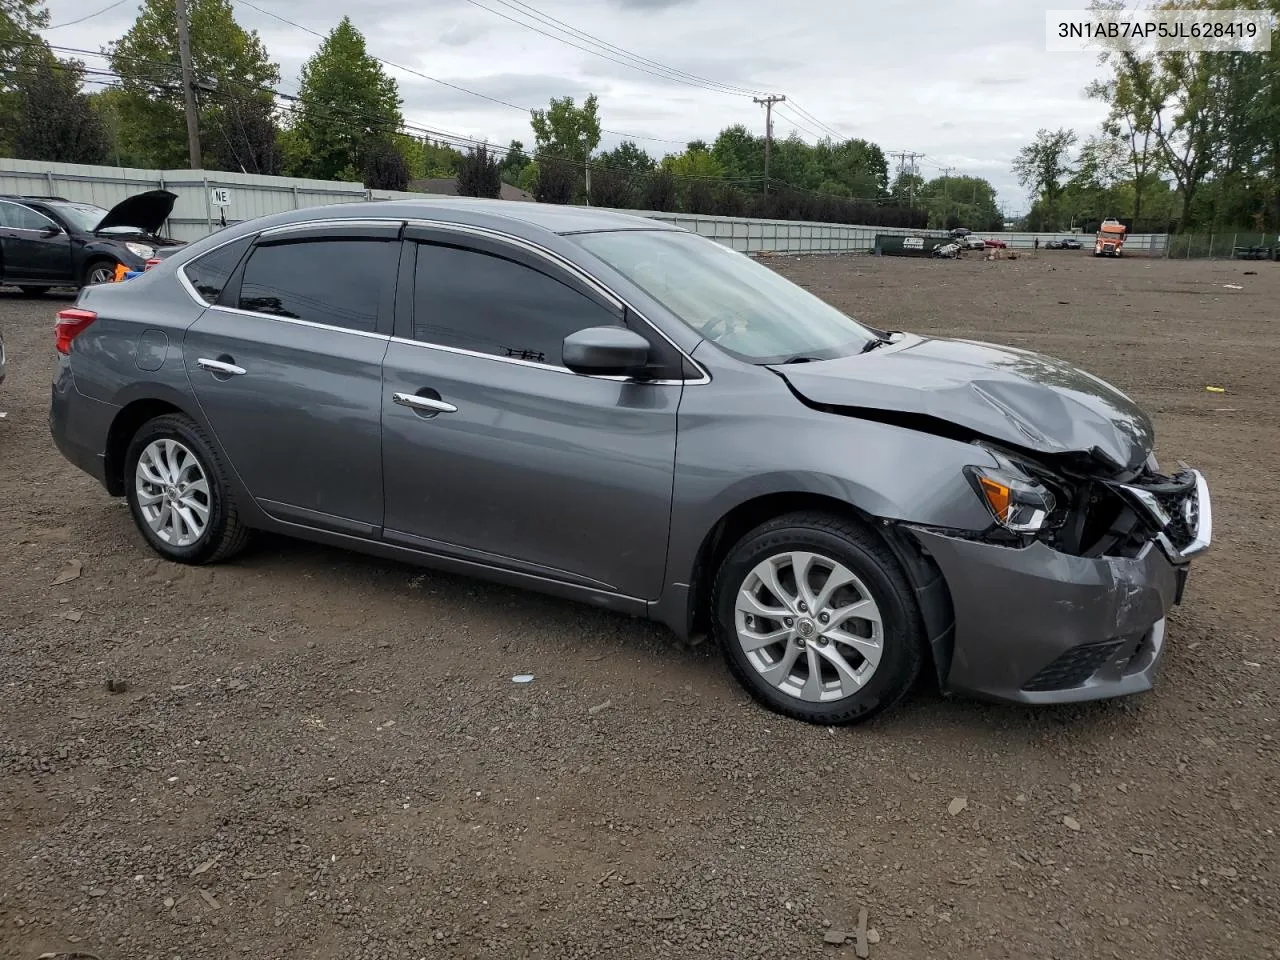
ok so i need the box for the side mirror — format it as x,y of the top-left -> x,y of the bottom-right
562,326 -> 651,376
41,225 -> 62,237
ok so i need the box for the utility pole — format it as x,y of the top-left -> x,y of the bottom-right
891,150 -> 923,206
941,166 -> 953,203
753,94 -> 785,194
176,0 -> 202,169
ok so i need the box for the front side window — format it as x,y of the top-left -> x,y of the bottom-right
573,229 -> 878,363
412,242 -> 620,365
238,238 -> 396,333
182,235 -> 253,305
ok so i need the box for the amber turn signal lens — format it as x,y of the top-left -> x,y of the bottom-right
977,475 -> 1011,522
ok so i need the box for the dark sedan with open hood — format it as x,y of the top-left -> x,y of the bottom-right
49,199 -> 1211,725
0,189 -> 184,293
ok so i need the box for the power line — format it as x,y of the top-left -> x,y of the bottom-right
230,0 -> 688,146
785,100 -> 844,141
772,106 -> 828,144
460,0 -> 765,98
46,0 -> 128,29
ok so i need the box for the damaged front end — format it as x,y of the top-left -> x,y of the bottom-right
908,441 -> 1212,704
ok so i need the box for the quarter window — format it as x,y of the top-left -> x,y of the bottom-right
182,235 -> 253,305
237,238 -> 396,333
412,242 -> 619,365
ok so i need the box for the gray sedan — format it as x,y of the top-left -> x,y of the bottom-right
50,200 -> 1211,725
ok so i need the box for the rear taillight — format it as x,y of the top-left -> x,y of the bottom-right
55,308 -> 96,355
144,258 -> 162,271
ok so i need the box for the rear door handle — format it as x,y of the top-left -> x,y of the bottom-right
197,358 -> 247,376
393,392 -> 458,414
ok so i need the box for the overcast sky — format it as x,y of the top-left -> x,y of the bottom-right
42,0 -> 1112,213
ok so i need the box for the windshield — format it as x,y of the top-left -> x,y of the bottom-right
573,229 -> 877,362
46,202 -> 108,232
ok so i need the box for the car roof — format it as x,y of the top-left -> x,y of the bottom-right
228,197 -> 679,240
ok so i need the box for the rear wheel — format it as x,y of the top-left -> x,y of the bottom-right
711,512 -> 924,726
124,414 -> 250,564
83,260 -> 117,286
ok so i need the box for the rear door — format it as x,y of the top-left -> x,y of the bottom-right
182,222 -> 400,535
0,200 -> 72,282
380,226 -> 684,600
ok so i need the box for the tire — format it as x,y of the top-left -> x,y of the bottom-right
711,511 -> 924,726
123,413 -> 251,564
83,260 -> 118,287
18,286 -> 48,297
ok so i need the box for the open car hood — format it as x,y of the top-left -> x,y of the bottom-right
94,189 -> 178,235
770,333 -> 1155,471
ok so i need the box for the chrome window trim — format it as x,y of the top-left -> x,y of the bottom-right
177,229 -> 257,306
0,198 -> 60,232
205,303 -> 390,341
403,218 -> 710,385
174,215 -> 711,385
385,335 -> 689,386
258,218 -> 406,238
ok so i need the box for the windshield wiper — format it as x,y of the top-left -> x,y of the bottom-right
779,355 -> 824,364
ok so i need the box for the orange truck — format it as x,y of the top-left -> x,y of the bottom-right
1094,218 -> 1126,256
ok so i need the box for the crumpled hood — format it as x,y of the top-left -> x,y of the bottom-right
94,189 -> 178,235
771,334 -> 1154,471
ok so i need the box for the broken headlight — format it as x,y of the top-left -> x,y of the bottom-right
965,450 -> 1059,534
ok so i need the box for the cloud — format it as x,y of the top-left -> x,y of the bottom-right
38,0 -> 1114,213
437,22 -> 489,47
611,0 -> 699,8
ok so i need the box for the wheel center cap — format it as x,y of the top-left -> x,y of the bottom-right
796,618 -> 817,639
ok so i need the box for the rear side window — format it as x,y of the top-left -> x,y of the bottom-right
183,235 -> 252,305
237,238 -> 395,333
413,242 -> 619,365
0,201 -> 55,231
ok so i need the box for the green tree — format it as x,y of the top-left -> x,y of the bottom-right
711,124 -> 764,181
532,158 -> 576,204
456,143 -> 501,198
530,94 -> 600,166
109,0 -> 280,169
0,0 -> 50,153
660,142 -> 724,180
500,139 -> 525,182
1012,127 -> 1078,227
288,16 -> 403,181
362,136 -> 408,190
12,53 -> 109,164
597,140 -> 654,175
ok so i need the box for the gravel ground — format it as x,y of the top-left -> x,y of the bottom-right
1,251 -> 1276,960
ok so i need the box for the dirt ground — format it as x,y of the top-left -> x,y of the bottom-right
0,250 -> 1276,960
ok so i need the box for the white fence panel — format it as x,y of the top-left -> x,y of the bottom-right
1,157 -> 1171,254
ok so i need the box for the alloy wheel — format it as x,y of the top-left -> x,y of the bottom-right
87,265 -> 115,285
135,439 -> 210,547
734,550 -> 884,703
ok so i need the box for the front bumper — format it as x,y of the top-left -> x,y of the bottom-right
910,470 -> 1211,704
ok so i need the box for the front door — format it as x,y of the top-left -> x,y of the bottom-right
183,223 -> 400,534
381,230 -> 682,600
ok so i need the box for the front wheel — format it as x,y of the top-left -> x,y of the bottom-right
83,260 -> 118,286
711,512 -> 924,725
124,414 -> 251,564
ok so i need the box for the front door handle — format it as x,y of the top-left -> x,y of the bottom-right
393,392 -> 458,414
197,357 -> 247,376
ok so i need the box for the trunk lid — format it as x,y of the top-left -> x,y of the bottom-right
770,334 -> 1155,471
